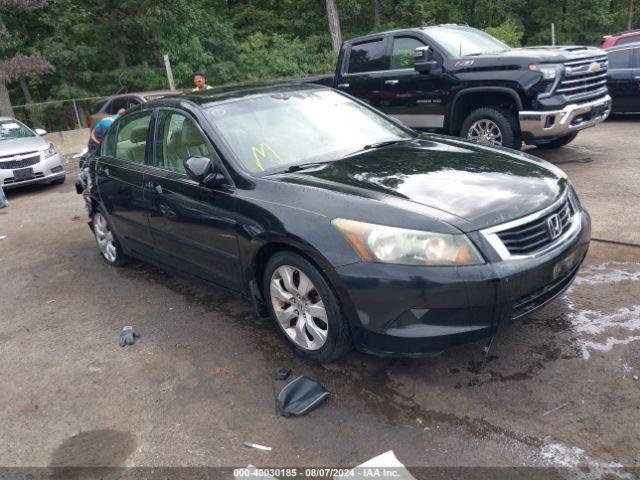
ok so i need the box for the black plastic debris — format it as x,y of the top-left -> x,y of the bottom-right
119,326 -> 140,347
275,367 -> 292,381
277,376 -> 329,417
0,186 -> 8,209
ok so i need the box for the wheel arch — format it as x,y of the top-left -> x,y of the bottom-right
449,87 -> 523,136
247,238 -> 358,327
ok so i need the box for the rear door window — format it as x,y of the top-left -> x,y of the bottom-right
608,49 -> 634,69
348,39 -> 388,73
114,111 -> 152,164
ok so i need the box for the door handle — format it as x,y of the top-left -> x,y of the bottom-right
337,83 -> 350,88
97,166 -> 109,176
145,181 -> 163,194
384,79 -> 399,85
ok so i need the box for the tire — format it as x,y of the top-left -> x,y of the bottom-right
91,207 -> 130,267
533,132 -> 578,149
461,107 -> 522,150
51,175 -> 66,185
263,251 -> 351,363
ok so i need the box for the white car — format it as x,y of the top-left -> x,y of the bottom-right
0,117 -> 65,189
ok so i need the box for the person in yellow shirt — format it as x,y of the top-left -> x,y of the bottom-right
192,71 -> 213,92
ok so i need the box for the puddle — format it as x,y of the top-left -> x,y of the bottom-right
573,261 -> 640,286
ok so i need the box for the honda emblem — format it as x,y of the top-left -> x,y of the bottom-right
547,214 -> 563,239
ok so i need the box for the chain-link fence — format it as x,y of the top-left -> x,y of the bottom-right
12,96 -> 107,133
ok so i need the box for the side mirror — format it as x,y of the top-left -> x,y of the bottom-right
414,46 -> 439,74
35,128 -> 47,136
184,156 -> 227,188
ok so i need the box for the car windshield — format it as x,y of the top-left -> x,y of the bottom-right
0,119 -> 35,141
205,89 -> 413,174
425,27 -> 510,57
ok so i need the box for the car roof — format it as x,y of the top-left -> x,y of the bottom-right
605,41 -> 640,52
142,82 -> 330,109
342,24 -> 475,44
0,117 -> 19,122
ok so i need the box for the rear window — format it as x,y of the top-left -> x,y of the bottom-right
616,35 -> 640,46
348,39 -> 388,73
91,99 -> 108,114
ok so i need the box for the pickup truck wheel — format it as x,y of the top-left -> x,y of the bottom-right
461,107 -> 522,150
533,132 -> 578,149
263,251 -> 352,363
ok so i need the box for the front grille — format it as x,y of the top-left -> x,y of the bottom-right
511,253 -> 584,320
3,172 -> 44,185
496,198 -> 575,256
557,55 -> 608,100
0,153 -> 41,170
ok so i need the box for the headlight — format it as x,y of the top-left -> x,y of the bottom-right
529,64 -> 560,80
44,143 -> 57,158
332,218 -> 484,266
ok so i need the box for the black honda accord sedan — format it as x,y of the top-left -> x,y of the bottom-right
79,83 -> 590,362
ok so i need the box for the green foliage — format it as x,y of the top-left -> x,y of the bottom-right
485,18 -> 525,47
1,0 -> 639,105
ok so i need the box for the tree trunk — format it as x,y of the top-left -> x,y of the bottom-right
325,0 -> 342,55
372,0 -> 380,26
0,76 -> 14,117
628,0 -> 634,30
19,78 -> 33,104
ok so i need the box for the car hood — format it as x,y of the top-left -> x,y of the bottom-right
470,46 -> 605,64
270,137 -> 567,232
0,135 -> 48,157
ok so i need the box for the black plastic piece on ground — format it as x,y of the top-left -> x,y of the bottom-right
119,326 -> 141,347
277,376 -> 329,417
275,367 -> 292,381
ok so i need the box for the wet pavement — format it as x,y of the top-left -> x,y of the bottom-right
0,119 -> 639,478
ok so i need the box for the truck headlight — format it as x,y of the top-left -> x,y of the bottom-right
332,219 -> 485,266
529,64 -> 561,80
44,143 -> 58,159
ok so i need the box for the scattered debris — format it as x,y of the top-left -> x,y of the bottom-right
277,376 -> 329,417
215,367 -> 230,374
46,299 -> 56,304
243,442 -> 272,451
119,326 -> 141,347
71,215 -> 81,221
633,375 -> 639,381
540,402 -> 570,417
275,367 -> 291,381
0,235 -> 7,240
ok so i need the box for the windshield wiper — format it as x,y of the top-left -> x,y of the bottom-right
362,139 -> 405,150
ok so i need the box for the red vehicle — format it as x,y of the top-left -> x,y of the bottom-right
601,29 -> 640,49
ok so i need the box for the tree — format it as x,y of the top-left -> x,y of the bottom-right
325,0 -> 342,55
0,0 -> 52,116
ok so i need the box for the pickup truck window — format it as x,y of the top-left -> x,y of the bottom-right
608,49 -> 634,69
391,37 -> 426,69
348,39 -> 388,73
425,27 -> 509,57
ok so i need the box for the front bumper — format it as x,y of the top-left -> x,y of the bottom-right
519,94 -> 611,141
0,153 -> 65,189
334,211 -> 591,357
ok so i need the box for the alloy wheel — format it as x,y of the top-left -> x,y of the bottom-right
270,265 -> 328,351
467,119 -> 503,146
93,212 -> 118,263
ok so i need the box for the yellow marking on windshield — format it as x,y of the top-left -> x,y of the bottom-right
252,144 -> 284,171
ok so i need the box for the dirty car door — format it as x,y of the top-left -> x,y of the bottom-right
144,109 -> 242,290
95,110 -> 154,257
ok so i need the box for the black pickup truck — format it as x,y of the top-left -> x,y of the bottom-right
308,24 -> 612,150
